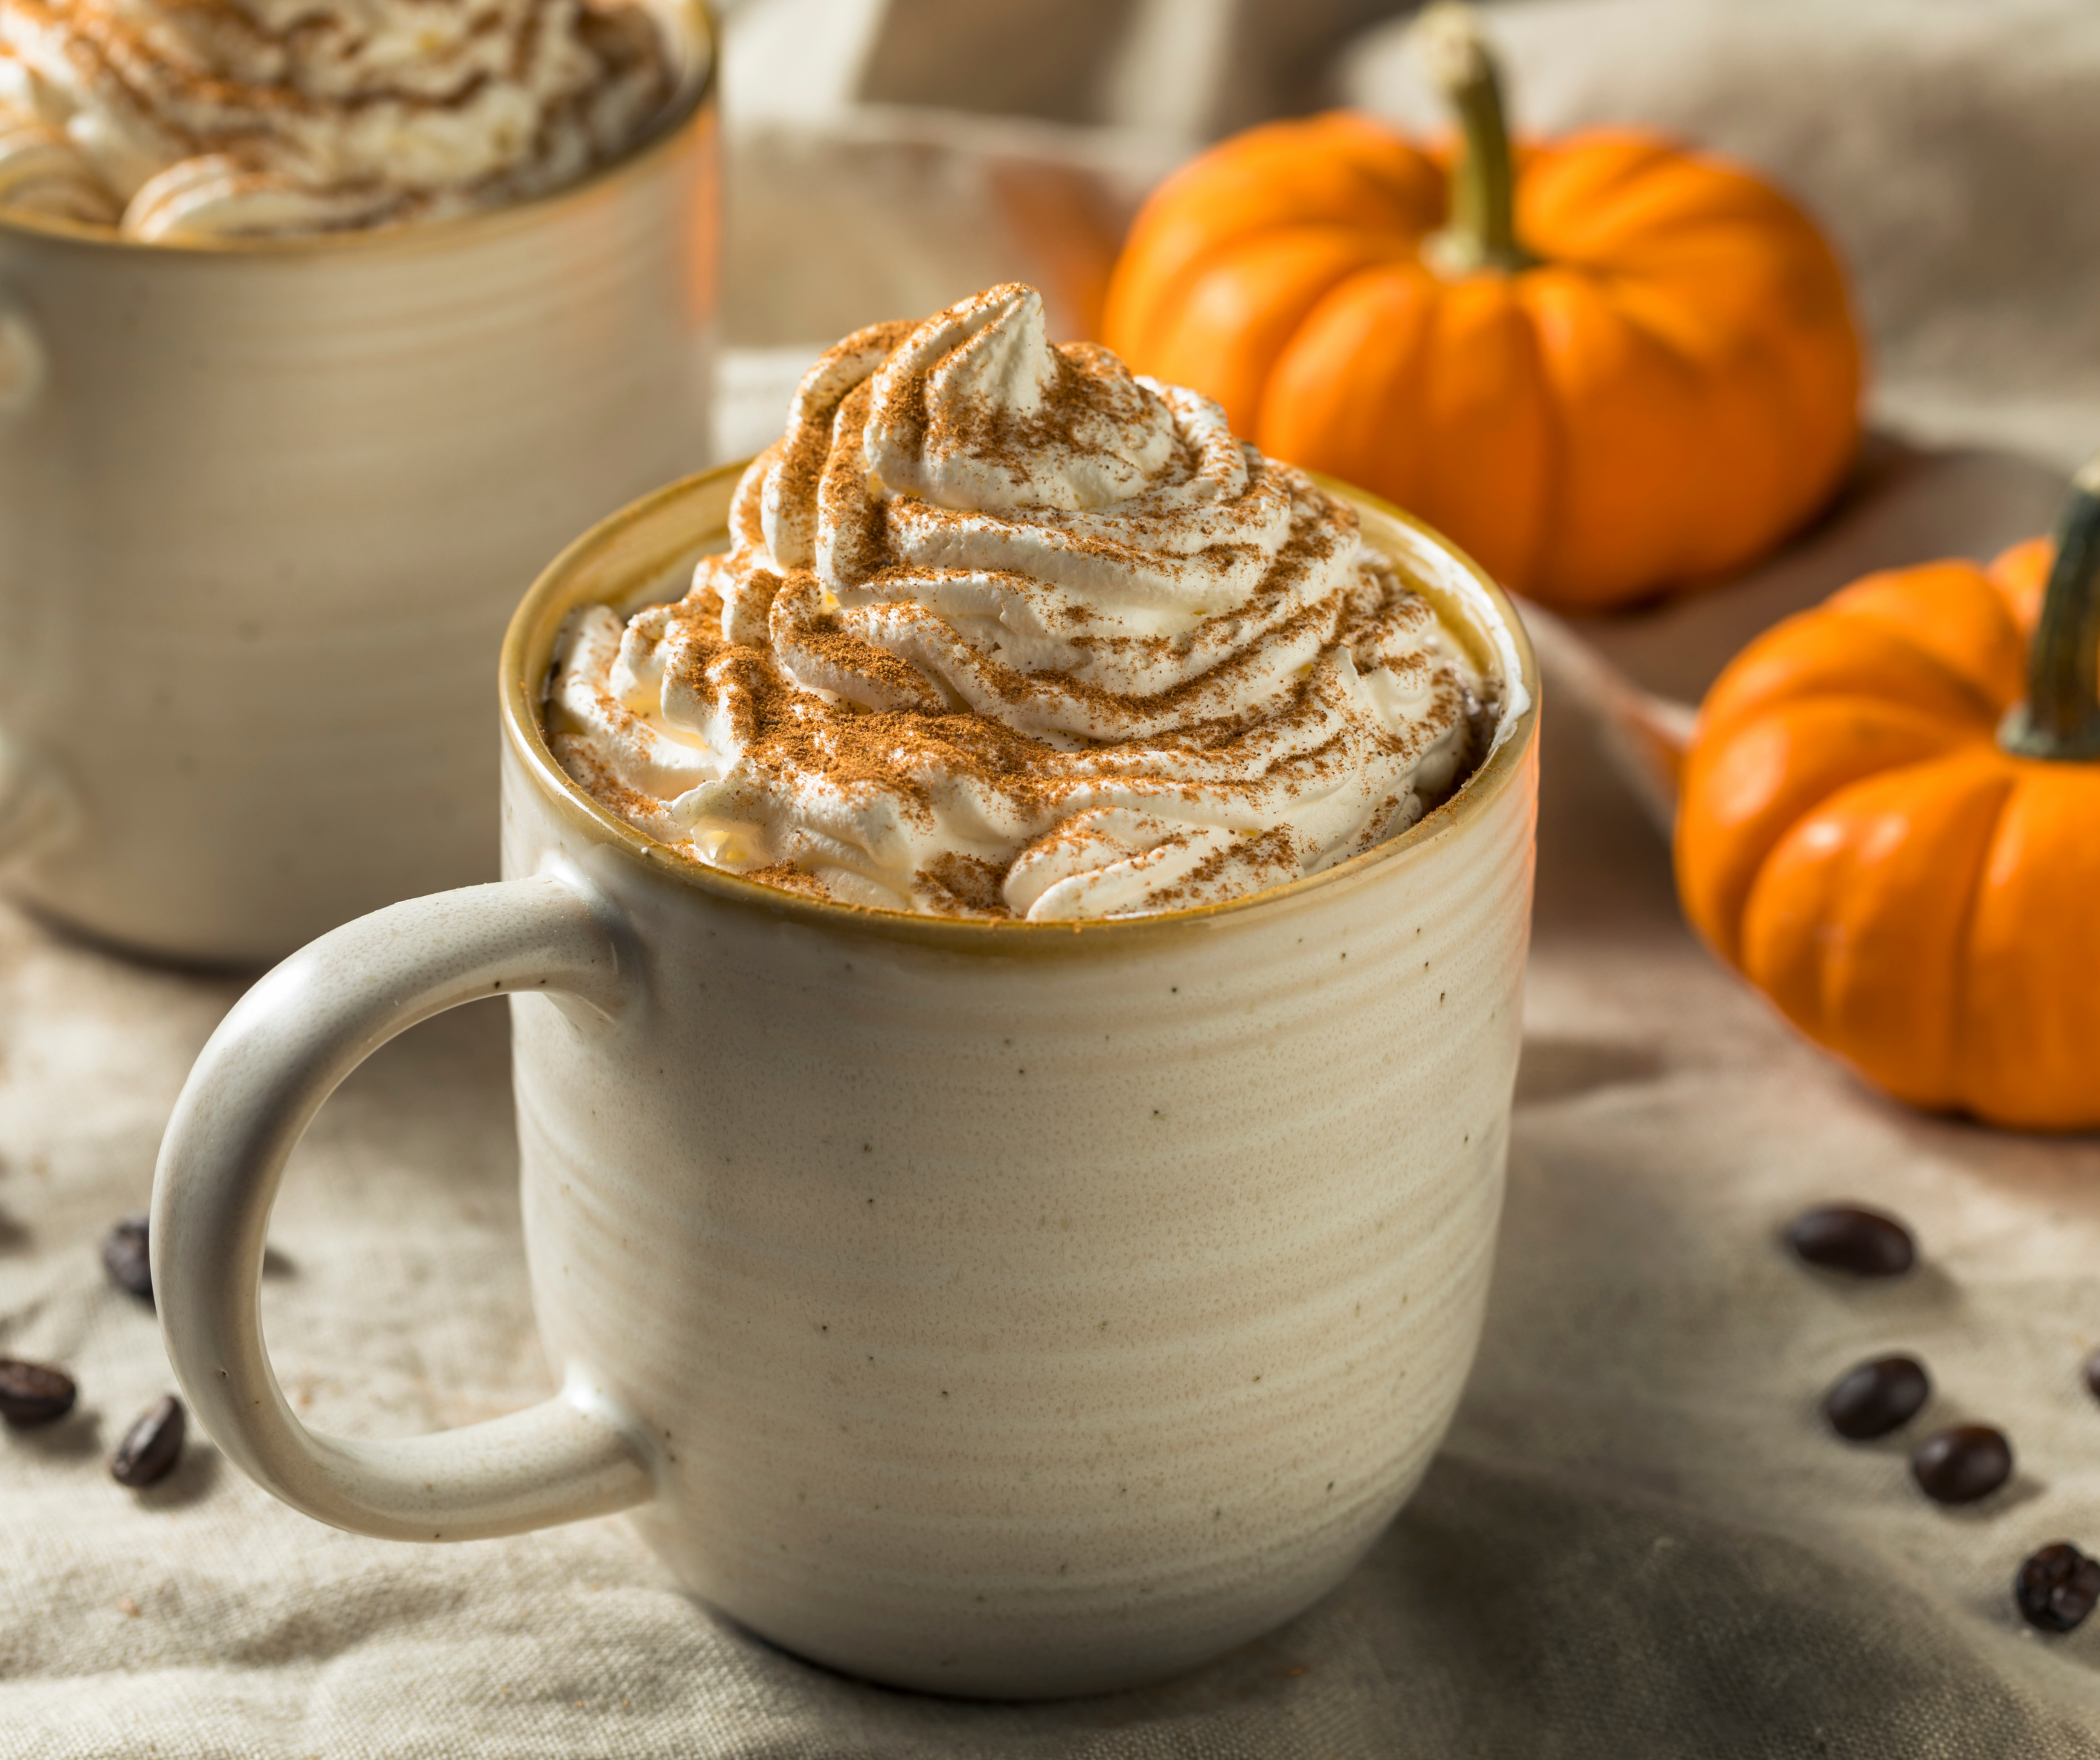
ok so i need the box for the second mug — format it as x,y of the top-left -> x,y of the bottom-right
0,0 -> 717,964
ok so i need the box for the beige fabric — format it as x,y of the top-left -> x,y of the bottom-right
851,0 -> 1406,138
10,1 -> 2100,1750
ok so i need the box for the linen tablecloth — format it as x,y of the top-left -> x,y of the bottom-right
8,1 -> 2100,1751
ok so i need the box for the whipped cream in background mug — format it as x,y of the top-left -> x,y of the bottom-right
555,284 -> 1499,920
0,0 -> 674,239
0,0 -> 713,962
151,287 -> 1539,1695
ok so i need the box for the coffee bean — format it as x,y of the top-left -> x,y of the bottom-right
1911,1424 -> 2012,1504
2017,1543 -> 2100,1634
2084,1347 -> 2100,1405
1823,1355 -> 1931,1440
0,1358 -> 78,1426
1785,1205 -> 1915,1278
110,1395 -> 184,1489
101,1213 -> 152,1303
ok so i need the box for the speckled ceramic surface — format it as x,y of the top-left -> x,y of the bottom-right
153,464 -> 1538,1699
0,7 -> 716,965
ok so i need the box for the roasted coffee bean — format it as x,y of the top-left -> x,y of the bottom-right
110,1395 -> 184,1489
2017,1543 -> 2100,1635
1911,1424 -> 2012,1504
101,1213 -> 152,1303
2084,1348 -> 2100,1405
1785,1204 -> 1915,1278
1823,1355 -> 1931,1440
0,1358 -> 77,1426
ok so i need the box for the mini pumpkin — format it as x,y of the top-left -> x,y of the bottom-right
1675,457 -> 2100,1131
1099,3 -> 1863,612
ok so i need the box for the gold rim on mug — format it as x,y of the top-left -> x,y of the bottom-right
500,459 -> 1541,953
0,0 -> 716,258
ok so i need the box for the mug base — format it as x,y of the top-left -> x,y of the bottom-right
645,1505 -> 1392,1701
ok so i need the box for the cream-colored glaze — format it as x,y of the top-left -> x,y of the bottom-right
0,6 -> 715,964
152,464 -> 1539,1699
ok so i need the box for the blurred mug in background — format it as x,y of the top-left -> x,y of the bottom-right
0,0 -> 718,965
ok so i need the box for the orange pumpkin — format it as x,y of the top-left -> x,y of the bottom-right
1100,4 -> 1863,612
1675,458 -> 2100,1131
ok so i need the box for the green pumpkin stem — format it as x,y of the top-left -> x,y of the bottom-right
1415,3 -> 1538,277
2001,454 -> 2100,763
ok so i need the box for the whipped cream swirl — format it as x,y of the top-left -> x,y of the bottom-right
0,0 -> 674,239
550,283 -> 1492,922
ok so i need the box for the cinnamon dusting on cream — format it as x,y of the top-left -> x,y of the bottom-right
550,284 -> 1496,921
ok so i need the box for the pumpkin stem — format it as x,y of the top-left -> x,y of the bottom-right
1413,2 -> 1538,277
2001,453 -> 2100,763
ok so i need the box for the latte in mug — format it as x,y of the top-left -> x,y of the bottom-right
0,0 -> 715,962
152,287 -> 1537,1696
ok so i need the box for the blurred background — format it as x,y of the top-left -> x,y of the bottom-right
712,0 -> 2100,474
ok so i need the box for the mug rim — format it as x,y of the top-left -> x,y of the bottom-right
0,0 -> 715,259
500,459 -> 1540,952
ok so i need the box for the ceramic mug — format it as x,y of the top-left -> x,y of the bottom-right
152,462 -> 1540,1699
0,3 -> 716,965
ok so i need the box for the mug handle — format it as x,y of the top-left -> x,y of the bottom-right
0,292 -> 74,867
151,872 -> 655,1541
0,727 -> 76,867
0,290 -> 44,417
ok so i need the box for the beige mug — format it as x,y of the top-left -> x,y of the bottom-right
0,4 -> 716,965
151,462 -> 1540,1698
